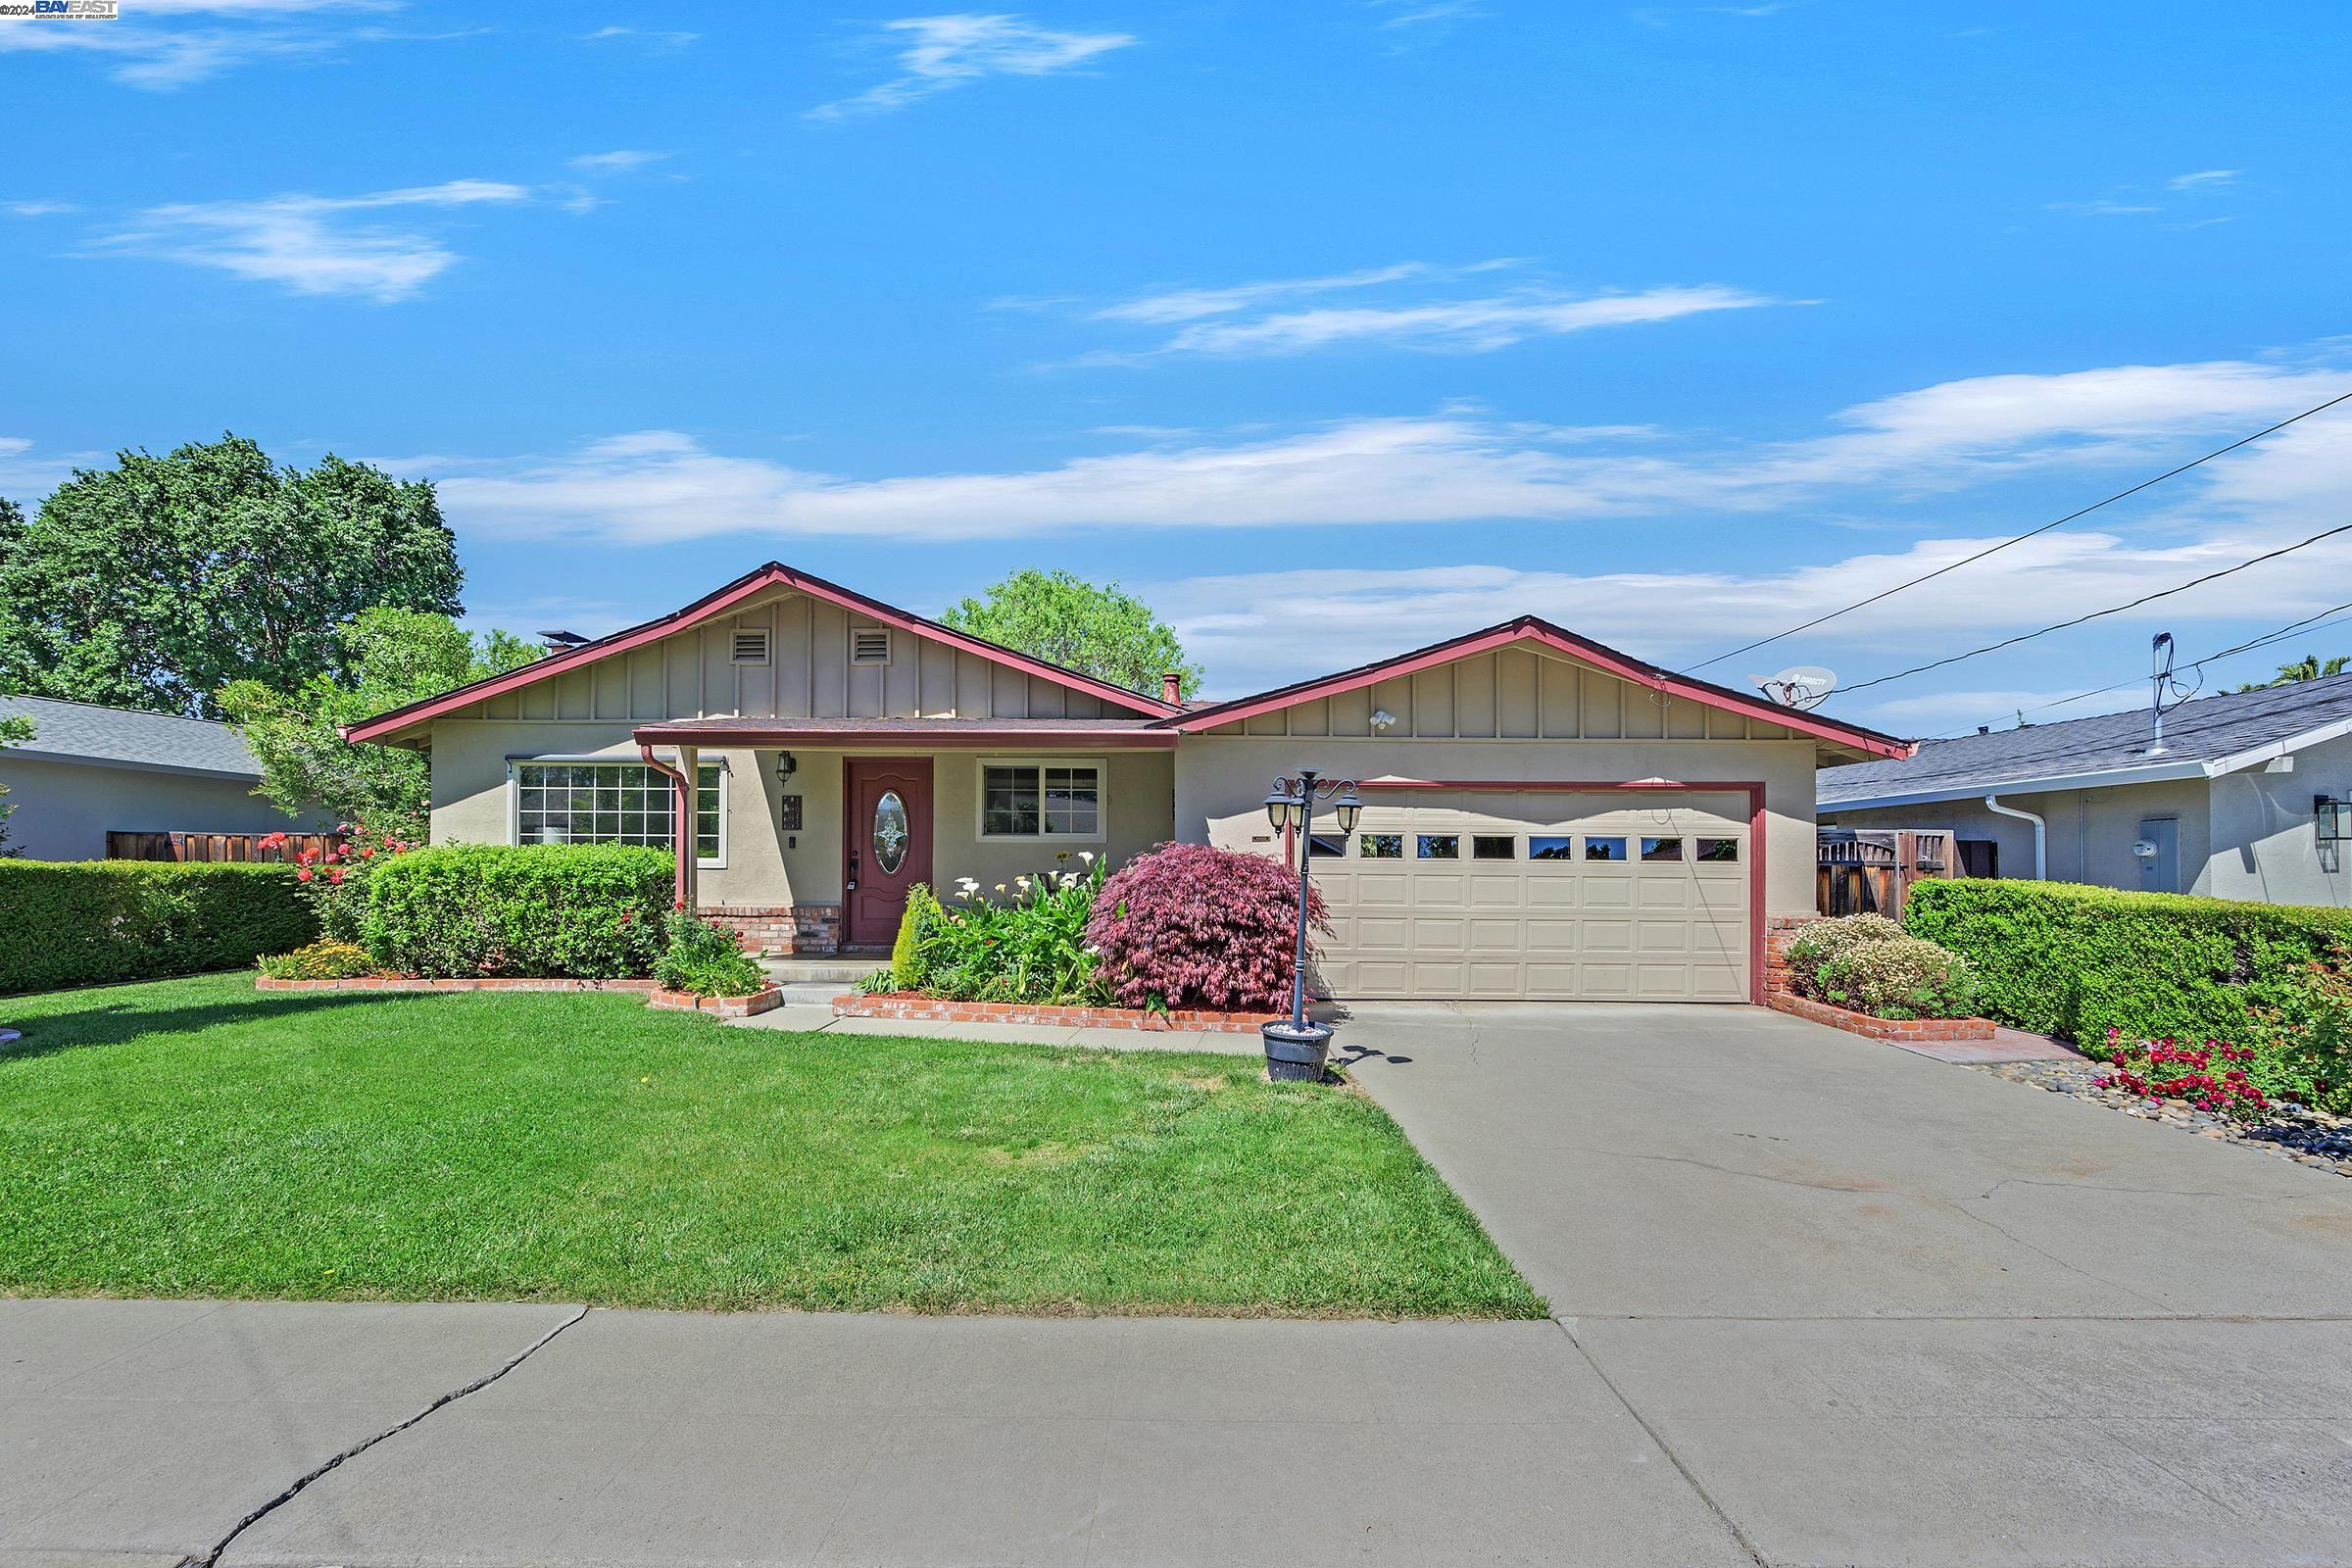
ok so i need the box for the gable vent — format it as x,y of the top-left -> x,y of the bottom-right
851,628 -> 892,665
731,629 -> 771,664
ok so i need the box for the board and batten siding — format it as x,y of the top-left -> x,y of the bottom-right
1206,646 -> 1803,744
456,590 -> 1120,725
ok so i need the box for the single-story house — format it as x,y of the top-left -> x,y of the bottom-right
1819,672 -> 2352,906
346,563 -> 1909,1004
0,694 -> 320,860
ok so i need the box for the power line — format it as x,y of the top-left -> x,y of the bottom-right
1936,603 -> 2352,738
1839,520 -> 2352,696
1683,388 -> 2352,674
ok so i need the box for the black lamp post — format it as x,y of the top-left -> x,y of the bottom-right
1258,767 -> 1362,1081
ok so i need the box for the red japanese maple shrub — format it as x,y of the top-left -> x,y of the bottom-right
1085,842 -> 1328,1011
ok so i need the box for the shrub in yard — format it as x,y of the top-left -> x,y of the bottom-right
1904,879 -> 2352,1047
2099,1031 -> 2271,1120
277,821 -> 420,943
653,910 -> 766,998
257,940 -> 377,981
360,844 -> 670,978
890,884 -> 938,992
1781,912 -> 1904,997
0,860 -> 315,994
920,856 -> 1108,1004
2248,955 -> 2352,1113
1812,933 -> 1980,1020
1086,842 -> 1325,1012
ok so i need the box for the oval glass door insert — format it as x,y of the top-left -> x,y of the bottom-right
871,790 -> 909,875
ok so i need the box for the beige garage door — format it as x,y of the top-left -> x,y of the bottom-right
1310,791 -> 1751,1003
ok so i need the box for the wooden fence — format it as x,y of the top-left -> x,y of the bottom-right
106,830 -> 348,864
1817,828 -> 1955,919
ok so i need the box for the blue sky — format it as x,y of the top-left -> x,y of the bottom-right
4,1 -> 2347,734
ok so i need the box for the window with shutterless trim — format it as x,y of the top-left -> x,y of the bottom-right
977,759 -> 1103,840
509,760 -> 725,867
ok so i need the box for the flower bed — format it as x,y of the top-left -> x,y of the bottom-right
1766,989 -> 1994,1042
835,992 -> 1275,1033
256,973 -> 783,1017
1978,1056 -> 2352,1178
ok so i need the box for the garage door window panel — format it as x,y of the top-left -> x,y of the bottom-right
1582,835 -> 1628,860
1695,837 -> 1740,862
1472,835 -> 1516,860
1417,834 -> 1460,859
1642,836 -> 1684,861
1529,835 -> 1576,860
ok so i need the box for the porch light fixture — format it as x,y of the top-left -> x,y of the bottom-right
1258,768 -> 1362,1082
774,752 -> 798,787
2317,795 -> 2352,845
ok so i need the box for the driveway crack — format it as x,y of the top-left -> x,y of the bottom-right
179,1303 -> 591,1568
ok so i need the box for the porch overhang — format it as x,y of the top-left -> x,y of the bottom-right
630,717 -> 1180,750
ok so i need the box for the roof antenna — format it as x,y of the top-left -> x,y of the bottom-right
2148,631 -> 2174,755
1752,665 -> 1838,710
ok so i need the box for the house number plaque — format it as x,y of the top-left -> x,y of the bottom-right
779,794 -> 804,832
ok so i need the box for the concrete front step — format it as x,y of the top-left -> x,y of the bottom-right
757,957 -> 885,986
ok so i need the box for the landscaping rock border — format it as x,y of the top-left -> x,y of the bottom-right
1975,1056 -> 2352,1178
1766,990 -> 1995,1042
834,992 -> 1276,1033
255,974 -> 783,1018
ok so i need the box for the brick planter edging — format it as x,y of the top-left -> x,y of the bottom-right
1767,990 -> 1995,1042
256,974 -> 781,1017
834,992 -> 1277,1034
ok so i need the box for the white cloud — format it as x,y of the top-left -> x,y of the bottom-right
3,200 -> 78,218
1368,0 -> 1486,30
1077,263 -> 1774,360
2169,169 -> 2241,190
568,149 -> 669,175
580,24 -> 699,48
808,13 -> 1136,120
2045,197 -> 2162,217
0,1 -> 469,87
95,179 -> 534,302
406,355 -> 2352,547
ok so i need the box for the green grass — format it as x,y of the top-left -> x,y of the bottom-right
0,974 -> 1542,1318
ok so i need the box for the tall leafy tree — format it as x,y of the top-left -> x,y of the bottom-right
219,609 -> 541,841
0,434 -> 462,717
939,568 -> 1203,700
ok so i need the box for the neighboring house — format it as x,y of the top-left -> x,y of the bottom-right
0,695 -> 318,860
1819,672 -> 2352,906
347,563 -> 1907,1004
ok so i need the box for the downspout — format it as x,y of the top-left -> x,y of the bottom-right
639,745 -> 694,908
1984,794 -> 2047,881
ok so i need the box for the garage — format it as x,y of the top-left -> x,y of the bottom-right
1308,789 -> 1754,1003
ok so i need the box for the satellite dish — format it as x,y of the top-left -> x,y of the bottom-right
1754,666 -> 1838,710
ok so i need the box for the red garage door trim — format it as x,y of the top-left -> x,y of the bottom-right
1352,778 -> 1769,1004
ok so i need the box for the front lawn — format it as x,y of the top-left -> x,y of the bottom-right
0,974 -> 1540,1317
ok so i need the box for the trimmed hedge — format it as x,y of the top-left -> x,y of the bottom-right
0,860 -> 316,995
1903,879 -> 2352,1045
361,844 -> 672,979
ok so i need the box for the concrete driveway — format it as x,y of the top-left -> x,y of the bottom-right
1340,1002 -> 2352,1568
5,1004 -> 2349,1566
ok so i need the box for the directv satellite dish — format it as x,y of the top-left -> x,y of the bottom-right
1753,666 -> 1838,710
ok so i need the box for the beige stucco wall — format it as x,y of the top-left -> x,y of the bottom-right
2206,730 -> 2352,906
424,716 -> 1175,906
1172,736 -> 1821,916
0,755 -> 318,860
1824,773 -> 2215,893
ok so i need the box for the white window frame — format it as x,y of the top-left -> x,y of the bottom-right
506,756 -> 728,869
974,757 -> 1107,844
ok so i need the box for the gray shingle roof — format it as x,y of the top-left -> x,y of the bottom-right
1820,671 -> 2352,807
0,695 -> 263,779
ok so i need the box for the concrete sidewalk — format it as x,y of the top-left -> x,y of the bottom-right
732,1005 -> 1260,1054
1,1302 -> 1745,1568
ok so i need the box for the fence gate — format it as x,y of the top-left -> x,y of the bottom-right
1817,828 -> 1954,918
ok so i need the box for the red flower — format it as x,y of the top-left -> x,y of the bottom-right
296,868 -> 314,882
360,847 -> 375,858
327,867 -> 345,885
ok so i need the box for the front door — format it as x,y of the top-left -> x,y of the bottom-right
845,758 -> 933,947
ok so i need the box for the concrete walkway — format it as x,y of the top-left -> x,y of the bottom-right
732,1005 -> 1259,1054
7,1003 -> 2350,1566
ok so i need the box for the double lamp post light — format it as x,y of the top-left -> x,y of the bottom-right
1259,768 -> 1362,1080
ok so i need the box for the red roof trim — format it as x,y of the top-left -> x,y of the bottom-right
344,563 -> 1180,744
1160,617 -> 1914,760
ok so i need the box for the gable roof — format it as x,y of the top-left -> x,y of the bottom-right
1159,616 -> 1915,762
344,562 -> 1183,745
0,694 -> 262,780
1819,670 -> 2352,809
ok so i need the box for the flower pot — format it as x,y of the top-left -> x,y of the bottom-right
1260,1020 -> 1334,1082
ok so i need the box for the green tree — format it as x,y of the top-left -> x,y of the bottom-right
0,711 -> 31,858
219,609 -> 541,841
938,568 -> 1203,700
0,434 -> 462,717
2233,654 -> 2352,693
